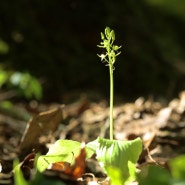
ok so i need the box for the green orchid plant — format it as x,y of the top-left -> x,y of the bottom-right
88,27 -> 142,184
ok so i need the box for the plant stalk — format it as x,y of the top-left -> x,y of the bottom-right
109,64 -> 114,140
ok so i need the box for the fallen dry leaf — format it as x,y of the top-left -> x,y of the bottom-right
49,144 -> 86,180
20,106 -> 63,155
64,144 -> 86,179
20,152 -> 35,180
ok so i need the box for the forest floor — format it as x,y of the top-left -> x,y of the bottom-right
1,91 -> 185,184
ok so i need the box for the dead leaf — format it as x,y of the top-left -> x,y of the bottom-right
47,143 -> 86,180
20,106 -> 63,155
20,152 -> 35,180
48,161 -> 71,172
64,144 -> 86,179
155,107 -> 172,128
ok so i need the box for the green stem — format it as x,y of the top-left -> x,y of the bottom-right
109,63 -> 114,140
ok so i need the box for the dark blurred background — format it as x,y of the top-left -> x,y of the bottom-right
1,0 -> 185,102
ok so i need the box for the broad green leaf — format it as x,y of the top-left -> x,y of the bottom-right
14,160 -> 28,185
46,140 -> 81,156
14,158 -> 66,185
169,155 -> 185,180
37,154 -> 69,172
86,138 -> 99,152
37,140 -> 94,172
88,137 -> 142,184
29,171 -> 66,185
106,166 -> 123,185
138,165 -> 171,185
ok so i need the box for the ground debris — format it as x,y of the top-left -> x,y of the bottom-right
1,91 -> 185,184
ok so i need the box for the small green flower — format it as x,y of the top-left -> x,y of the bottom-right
97,27 -> 121,67
99,54 -> 107,61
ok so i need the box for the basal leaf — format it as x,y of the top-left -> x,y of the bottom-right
138,165 -> 171,185
37,140 -> 94,172
92,137 -> 142,184
47,140 -> 81,156
14,159 -> 28,185
37,154 -> 69,172
106,166 -> 123,185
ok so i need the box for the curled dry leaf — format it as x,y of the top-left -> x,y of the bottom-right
20,106 -> 63,156
47,144 -> 86,180
48,161 -> 71,172
18,152 -> 35,180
